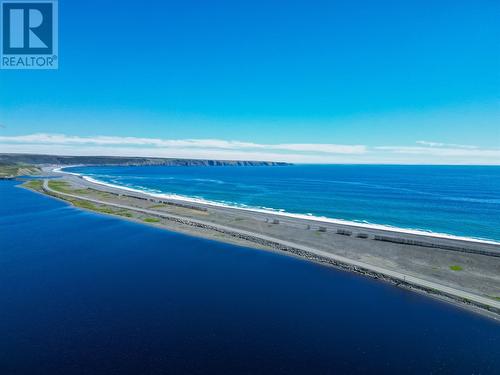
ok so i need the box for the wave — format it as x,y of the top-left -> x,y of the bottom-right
56,166 -> 500,246
442,196 -> 500,204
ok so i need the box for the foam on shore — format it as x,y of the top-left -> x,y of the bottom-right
54,166 -> 500,246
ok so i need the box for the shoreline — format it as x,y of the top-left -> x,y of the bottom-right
56,166 -> 500,246
17,172 -> 500,321
19,182 -> 499,321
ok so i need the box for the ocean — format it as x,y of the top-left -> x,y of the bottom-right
66,164 -> 500,242
0,179 -> 499,374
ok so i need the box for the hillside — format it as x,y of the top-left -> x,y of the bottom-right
0,154 -> 291,167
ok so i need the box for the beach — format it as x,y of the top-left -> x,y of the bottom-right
21,167 -> 500,320
62,164 -> 500,243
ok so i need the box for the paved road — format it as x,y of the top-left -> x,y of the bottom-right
42,179 -> 500,315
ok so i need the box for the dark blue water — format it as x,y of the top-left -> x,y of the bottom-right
1,180 -> 499,374
66,165 -> 500,242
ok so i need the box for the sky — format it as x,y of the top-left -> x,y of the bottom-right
0,0 -> 499,164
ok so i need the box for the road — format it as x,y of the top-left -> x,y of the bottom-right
42,179 -> 500,316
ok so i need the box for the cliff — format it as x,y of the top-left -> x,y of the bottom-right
0,154 -> 291,167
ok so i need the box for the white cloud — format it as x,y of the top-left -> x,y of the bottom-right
0,143 -> 372,164
416,141 -> 478,149
377,146 -> 500,158
0,133 -> 499,164
0,133 -> 366,154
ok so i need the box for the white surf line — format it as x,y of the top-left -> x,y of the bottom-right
41,179 -> 500,315
53,166 -> 500,246
52,165 -> 84,174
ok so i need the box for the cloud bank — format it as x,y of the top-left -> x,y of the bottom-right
0,134 -> 366,154
0,133 -> 499,164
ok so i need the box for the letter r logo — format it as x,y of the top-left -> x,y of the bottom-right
2,1 -> 53,54
0,0 -> 58,69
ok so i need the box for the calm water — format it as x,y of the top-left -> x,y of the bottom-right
0,180 -> 499,374
67,164 -> 500,242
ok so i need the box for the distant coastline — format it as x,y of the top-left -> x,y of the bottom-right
0,153 -> 291,167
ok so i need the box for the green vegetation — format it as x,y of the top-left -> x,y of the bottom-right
48,180 -> 83,194
0,164 -> 40,178
23,177 -> 136,220
65,198 -> 134,218
0,165 -> 20,177
24,180 -> 43,190
70,199 -> 98,211
115,210 -> 133,218
48,180 -> 71,192
143,218 -> 160,223
449,265 -> 463,271
47,180 -> 89,195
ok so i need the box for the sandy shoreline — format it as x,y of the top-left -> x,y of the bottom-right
18,167 -> 500,320
55,166 -> 500,246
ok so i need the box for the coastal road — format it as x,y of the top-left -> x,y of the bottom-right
42,180 -> 500,316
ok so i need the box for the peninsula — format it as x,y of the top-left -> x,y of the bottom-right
10,157 -> 500,321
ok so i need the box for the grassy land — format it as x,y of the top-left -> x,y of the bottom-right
48,180 -> 90,195
449,265 -> 463,271
0,164 -> 40,178
66,197 -> 134,218
143,218 -> 160,223
24,180 -> 43,190
23,180 -> 135,219
47,180 -> 71,192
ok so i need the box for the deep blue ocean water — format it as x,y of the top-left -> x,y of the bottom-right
1,180 -> 499,374
67,164 -> 500,242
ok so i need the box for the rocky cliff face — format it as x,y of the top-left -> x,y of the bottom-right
0,154 -> 291,167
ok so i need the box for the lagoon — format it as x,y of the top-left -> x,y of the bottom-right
0,180 -> 499,374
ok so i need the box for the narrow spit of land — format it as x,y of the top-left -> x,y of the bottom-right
21,174 -> 500,320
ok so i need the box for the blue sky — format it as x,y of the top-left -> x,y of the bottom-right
0,0 -> 499,163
